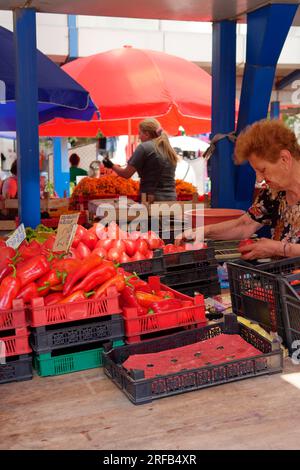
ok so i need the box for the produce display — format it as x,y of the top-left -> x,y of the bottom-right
69,175 -> 197,203
0,222 -> 206,309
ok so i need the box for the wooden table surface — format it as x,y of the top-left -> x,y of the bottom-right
1,357 -> 300,450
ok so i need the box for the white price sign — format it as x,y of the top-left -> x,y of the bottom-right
53,213 -> 80,253
6,223 -> 26,249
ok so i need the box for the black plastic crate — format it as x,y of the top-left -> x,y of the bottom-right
162,264 -> 218,286
278,275 -> 300,354
171,279 -> 221,297
227,257 -> 300,344
0,354 -> 32,384
103,314 -> 282,404
164,247 -> 215,269
30,314 -> 124,354
121,249 -> 165,277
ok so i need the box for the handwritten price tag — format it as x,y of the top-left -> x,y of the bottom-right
53,213 -> 80,253
6,223 -> 26,249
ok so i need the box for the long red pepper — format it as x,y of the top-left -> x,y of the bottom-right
16,255 -> 50,288
59,290 -> 94,304
63,253 -> 103,296
0,265 -> 21,310
148,298 -> 189,314
135,291 -> 163,308
71,264 -> 116,293
94,274 -> 125,299
121,286 -> 147,316
16,282 -> 48,303
44,292 -> 64,306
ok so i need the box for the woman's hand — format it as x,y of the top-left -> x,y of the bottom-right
239,238 -> 282,260
175,228 -> 204,246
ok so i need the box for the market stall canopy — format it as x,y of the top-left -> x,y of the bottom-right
0,26 -> 97,131
1,1 -> 300,25
39,46 -> 213,137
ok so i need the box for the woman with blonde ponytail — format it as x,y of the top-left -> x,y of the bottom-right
102,118 -> 179,201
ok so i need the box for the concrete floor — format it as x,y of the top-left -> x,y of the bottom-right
1,357 -> 300,450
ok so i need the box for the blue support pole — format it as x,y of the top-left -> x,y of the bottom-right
13,8 -> 40,228
68,15 -> 78,60
53,138 -> 70,198
270,101 -> 280,119
211,20 -> 236,208
235,4 -> 298,210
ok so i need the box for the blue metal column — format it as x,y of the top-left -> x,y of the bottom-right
235,4 -> 298,210
13,8 -> 40,228
67,15 -> 78,60
270,101 -> 280,119
211,20 -> 236,208
53,138 -> 70,198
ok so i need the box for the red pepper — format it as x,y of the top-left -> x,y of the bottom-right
123,272 -> 152,292
0,246 -> 16,263
94,274 -> 125,299
18,240 -> 41,259
121,286 -> 147,316
71,264 -> 116,293
0,260 -> 13,284
63,253 -> 103,296
0,265 -> 21,310
44,292 -> 64,306
154,290 -> 175,299
16,282 -> 48,303
16,255 -> 50,288
148,298 -> 187,314
59,290 -> 94,304
37,270 -> 63,292
135,291 -> 163,308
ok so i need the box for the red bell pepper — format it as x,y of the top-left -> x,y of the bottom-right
18,240 -> 41,259
135,291 -> 163,308
71,264 -> 116,293
16,255 -> 50,288
63,253 -> 103,296
0,265 -> 21,310
44,292 -> 64,306
94,274 -> 125,299
121,286 -> 147,316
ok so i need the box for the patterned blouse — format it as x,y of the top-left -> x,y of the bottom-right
247,188 -> 300,243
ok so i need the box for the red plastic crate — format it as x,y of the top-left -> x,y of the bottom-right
0,328 -> 31,357
29,287 -> 121,327
0,300 -> 27,331
123,276 -> 206,343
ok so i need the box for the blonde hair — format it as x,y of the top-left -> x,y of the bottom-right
235,119 -> 300,164
139,118 -> 179,166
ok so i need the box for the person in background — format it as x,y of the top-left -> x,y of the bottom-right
177,119 -> 300,259
1,160 -> 17,198
102,118 -> 179,201
69,153 -> 87,185
88,160 -> 101,178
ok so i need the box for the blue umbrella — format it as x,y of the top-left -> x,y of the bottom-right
0,25 -> 98,131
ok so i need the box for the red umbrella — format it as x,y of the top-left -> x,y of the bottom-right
39,46 -> 212,137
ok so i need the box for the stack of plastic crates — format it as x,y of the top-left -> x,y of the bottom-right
28,287 -> 125,377
227,257 -> 300,353
120,249 -> 165,280
103,314 -> 282,404
161,247 -> 220,297
122,276 -> 206,344
0,300 -> 32,384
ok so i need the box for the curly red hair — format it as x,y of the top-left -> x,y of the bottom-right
235,119 -> 300,164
